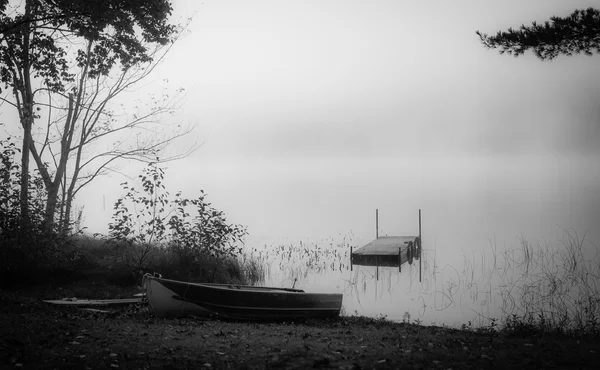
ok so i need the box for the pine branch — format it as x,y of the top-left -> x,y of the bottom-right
476,7 -> 600,60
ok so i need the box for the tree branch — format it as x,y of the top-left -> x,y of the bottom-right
476,7 -> 600,60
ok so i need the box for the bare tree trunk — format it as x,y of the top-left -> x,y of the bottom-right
18,1 -> 34,230
44,182 -> 59,231
63,189 -> 73,233
58,169 -> 67,231
62,159 -> 79,233
31,93 -> 75,232
19,115 -> 32,228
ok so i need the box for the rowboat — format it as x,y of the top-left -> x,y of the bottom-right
143,275 -> 212,317
142,275 -> 343,320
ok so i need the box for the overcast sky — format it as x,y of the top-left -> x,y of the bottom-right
151,0 -> 600,162
3,0 -> 599,245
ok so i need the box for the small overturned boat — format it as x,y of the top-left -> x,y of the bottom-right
43,298 -> 143,306
143,275 -> 343,320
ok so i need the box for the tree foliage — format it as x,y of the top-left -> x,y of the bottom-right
108,163 -> 248,273
0,0 -> 180,231
25,32 -> 194,234
0,0 -> 175,92
476,7 -> 600,60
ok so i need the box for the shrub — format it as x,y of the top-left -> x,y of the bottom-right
107,162 -> 248,282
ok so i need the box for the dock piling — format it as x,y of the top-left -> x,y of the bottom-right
375,209 -> 379,239
419,209 -> 422,283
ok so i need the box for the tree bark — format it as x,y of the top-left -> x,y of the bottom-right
20,114 -> 32,229
28,93 -> 75,232
18,0 -> 34,230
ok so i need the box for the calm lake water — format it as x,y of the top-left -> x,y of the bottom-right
234,154 -> 600,328
245,227 -> 598,329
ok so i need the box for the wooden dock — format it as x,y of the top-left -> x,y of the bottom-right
350,209 -> 422,281
351,236 -> 417,267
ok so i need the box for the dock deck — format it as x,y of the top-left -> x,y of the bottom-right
351,236 -> 418,267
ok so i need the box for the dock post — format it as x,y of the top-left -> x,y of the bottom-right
375,209 -> 379,239
350,246 -> 353,271
419,209 -> 422,283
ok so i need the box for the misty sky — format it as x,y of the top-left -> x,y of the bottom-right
3,0 -> 599,245
154,0 -> 600,161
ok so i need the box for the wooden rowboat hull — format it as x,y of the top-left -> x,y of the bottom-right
143,275 -> 211,317
143,276 -> 343,320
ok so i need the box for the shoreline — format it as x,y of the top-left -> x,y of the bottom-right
1,287 -> 599,369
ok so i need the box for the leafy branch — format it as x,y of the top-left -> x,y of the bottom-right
108,163 -> 248,271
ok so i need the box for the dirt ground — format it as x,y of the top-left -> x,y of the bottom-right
1,284 -> 599,369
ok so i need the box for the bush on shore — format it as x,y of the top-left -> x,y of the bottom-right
1,143 -> 260,288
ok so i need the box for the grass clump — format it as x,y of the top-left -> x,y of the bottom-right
423,229 -> 600,338
493,230 -> 600,337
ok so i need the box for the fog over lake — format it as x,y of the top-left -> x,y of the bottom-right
30,0 -> 600,326
77,151 -> 599,325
